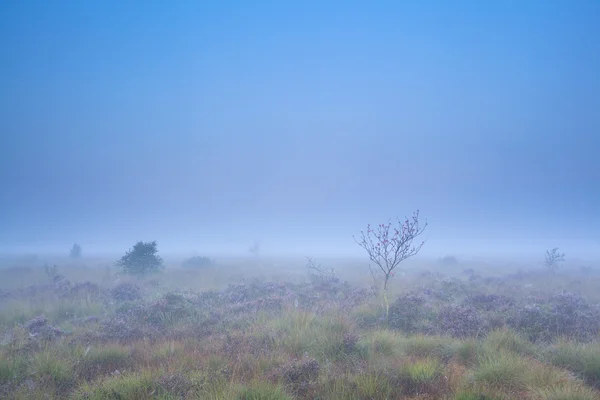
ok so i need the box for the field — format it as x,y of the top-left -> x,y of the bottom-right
1,255 -> 599,399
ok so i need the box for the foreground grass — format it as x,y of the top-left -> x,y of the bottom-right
1,263 -> 600,400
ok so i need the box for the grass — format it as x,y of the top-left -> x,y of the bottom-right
72,371 -> 164,400
546,339 -> 600,388
533,384 -> 599,400
472,350 -> 530,392
77,344 -> 133,379
0,352 -> 28,385
234,382 -> 293,400
30,348 -> 74,392
482,328 -> 538,357
2,259 -> 600,399
357,329 -> 404,358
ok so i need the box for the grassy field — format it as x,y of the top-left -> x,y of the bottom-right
1,255 -> 599,399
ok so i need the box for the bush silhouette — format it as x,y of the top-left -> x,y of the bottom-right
116,241 -> 164,275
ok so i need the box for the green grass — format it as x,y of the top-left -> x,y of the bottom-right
453,391 -> 502,400
399,358 -> 441,385
357,329 -> 403,358
472,350 -> 530,392
72,371 -> 166,400
77,345 -> 133,379
546,339 -> 600,388
533,383 -> 600,400
234,382 -> 292,400
0,352 -> 28,385
482,328 -> 538,357
261,310 -> 355,360
30,349 -> 74,391
398,334 -> 459,360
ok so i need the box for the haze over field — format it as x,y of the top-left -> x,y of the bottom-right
1,2 -> 599,260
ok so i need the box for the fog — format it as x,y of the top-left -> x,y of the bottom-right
1,2 -> 599,262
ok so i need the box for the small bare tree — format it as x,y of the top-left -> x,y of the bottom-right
306,256 -> 336,283
354,210 -> 427,317
545,247 -> 565,275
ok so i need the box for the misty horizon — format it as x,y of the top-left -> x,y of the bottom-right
1,2 -> 599,262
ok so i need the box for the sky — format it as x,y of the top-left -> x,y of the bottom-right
1,1 -> 599,260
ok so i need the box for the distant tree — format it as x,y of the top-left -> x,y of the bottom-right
182,255 -> 213,268
248,240 -> 260,256
354,210 -> 427,318
545,247 -> 565,275
116,241 -> 164,275
439,255 -> 458,266
70,243 -> 82,259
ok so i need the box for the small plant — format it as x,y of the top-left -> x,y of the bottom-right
354,210 -> 427,317
70,243 -> 82,259
545,247 -> 565,275
116,241 -> 164,275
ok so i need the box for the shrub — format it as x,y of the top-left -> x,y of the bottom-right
388,293 -> 430,333
437,305 -> 485,338
116,241 -> 164,275
110,282 -> 142,301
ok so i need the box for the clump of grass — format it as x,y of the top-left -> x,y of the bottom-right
352,301 -> 384,327
0,352 -> 28,384
526,361 -> 572,390
357,329 -> 403,358
72,371 -> 161,400
399,334 -> 458,361
152,340 -> 185,361
472,350 -> 529,392
235,381 -> 292,400
533,383 -> 599,400
453,391 -> 501,400
30,349 -> 74,391
399,358 -> 441,386
352,372 -> 393,399
546,339 -> 600,388
483,328 -> 537,357
455,339 -> 480,366
77,345 -> 132,379
320,374 -> 392,400
265,311 -> 355,360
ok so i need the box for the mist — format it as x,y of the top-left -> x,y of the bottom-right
1,1 -> 599,262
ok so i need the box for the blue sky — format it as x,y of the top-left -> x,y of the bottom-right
1,1 -> 599,259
